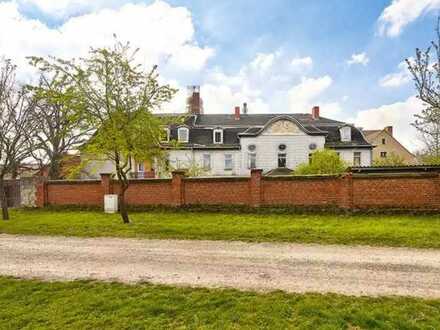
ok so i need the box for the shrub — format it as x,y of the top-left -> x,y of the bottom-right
373,153 -> 406,166
294,149 -> 347,175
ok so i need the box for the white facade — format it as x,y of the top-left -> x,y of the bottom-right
166,118 -> 371,176
334,148 -> 372,167
81,117 -> 373,178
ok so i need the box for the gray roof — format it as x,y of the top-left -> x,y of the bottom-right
161,113 -> 372,149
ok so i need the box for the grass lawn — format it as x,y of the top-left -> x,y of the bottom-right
1,208 -> 440,248
1,277 -> 439,329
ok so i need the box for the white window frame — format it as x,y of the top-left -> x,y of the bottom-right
161,128 -> 170,142
248,152 -> 257,169
203,154 -> 211,171
340,126 -> 351,142
213,129 -> 223,144
353,152 -> 361,166
178,127 -> 189,143
224,154 -> 233,170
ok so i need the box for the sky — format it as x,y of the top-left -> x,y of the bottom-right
0,0 -> 438,151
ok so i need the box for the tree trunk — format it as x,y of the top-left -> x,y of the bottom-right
119,185 -> 130,224
0,179 -> 10,221
48,154 -> 62,180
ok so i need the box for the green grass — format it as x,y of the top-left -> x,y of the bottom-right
1,209 -> 440,248
1,277 -> 439,329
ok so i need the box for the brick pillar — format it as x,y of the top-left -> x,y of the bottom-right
36,179 -> 48,208
171,170 -> 186,207
250,169 -> 263,207
340,173 -> 353,210
100,173 -> 113,195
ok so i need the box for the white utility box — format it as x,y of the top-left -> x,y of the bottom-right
104,194 -> 118,213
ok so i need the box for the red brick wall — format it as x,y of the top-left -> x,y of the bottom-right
353,174 -> 440,209
262,176 -> 343,207
46,181 -> 102,206
114,180 -> 172,206
184,178 -> 250,205
37,171 -> 440,211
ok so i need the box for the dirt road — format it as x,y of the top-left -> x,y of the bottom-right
1,234 -> 440,298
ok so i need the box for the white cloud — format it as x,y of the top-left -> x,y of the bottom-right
0,1 -> 214,81
379,60 -> 411,88
288,76 -> 333,109
287,76 -> 343,117
290,56 -> 313,71
351,96 -> 424,151
378,0 -> 440,37
347,52 -> 369,66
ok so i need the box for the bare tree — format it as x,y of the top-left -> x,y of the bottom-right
407,18 -> 440,159
0,58 -> 33,220
26,73 -> 92,179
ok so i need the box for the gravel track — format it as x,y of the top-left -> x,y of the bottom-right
1,234 -> 440,298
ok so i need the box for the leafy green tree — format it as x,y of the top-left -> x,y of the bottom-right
294,149 -> 347,175
373,153 -> 406,166
31,41 -> 177,223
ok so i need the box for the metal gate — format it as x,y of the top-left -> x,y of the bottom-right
4,180 -> 21,207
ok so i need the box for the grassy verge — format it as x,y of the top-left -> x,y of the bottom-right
1,209 -> 440,248
1,277 -> 439,329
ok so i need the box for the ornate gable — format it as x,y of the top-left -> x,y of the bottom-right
262,119 -> 304,135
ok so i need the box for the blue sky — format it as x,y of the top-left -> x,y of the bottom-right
0,0 -> 438,150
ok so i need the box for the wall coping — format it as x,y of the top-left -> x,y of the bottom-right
47,179 -> 101,185
352,173 -> 438,179
184,176 -> 249,183
264,174 -> 341,181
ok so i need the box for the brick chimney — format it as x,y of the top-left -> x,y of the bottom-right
312,106 -> 320,120
186,85 -> 203,114
234,106 -> 240,120
384,126 -> 393,136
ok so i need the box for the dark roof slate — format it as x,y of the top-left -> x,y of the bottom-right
160,113 -> 371,149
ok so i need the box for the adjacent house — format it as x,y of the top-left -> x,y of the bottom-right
82,87 -> 373,178
363,127 -> 417,165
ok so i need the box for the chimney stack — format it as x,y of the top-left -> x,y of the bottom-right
243,102 -> 248,114
186,85 -> 203,114
385,126 -> 393,136
312,106 -> 320,120
234,106 -> 240,120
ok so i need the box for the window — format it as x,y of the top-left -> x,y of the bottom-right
213,129 -> 223,144
353,152 -> 361,166
340,126 -> 351,142
178,127 -> 189,143
248,153 -> 256,169
137,162 -> 145,172
382,138 -> 386,145
380,151 -> 387,158
278,153 -> 287,168
224,154 -> 233,170
161,128 -> 170,142
203,154 -> 211,170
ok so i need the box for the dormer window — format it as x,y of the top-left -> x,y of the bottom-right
213,128 -> 223,144
178,127 -> 189,143
340,126 -> 351,142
